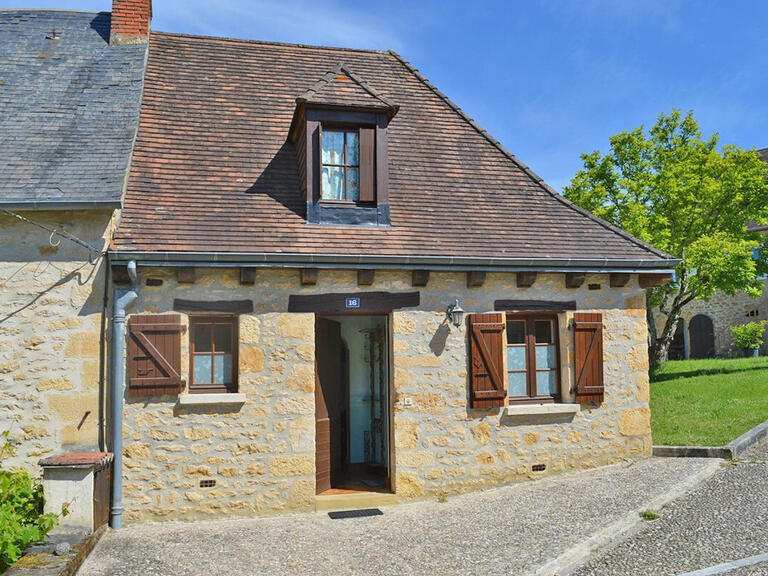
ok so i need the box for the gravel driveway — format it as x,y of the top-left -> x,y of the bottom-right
573,441 -> 768,576
78,457 -> 715,576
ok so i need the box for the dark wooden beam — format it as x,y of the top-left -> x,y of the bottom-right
516,271 -> 537,288
357,269 -> 375,286
240,268 -> 256,285
412,270 -> 430,287
639,273 -> 673,288
495,300 -> 577,312
564,272 -> 586,289
466,271 -> 486,288
288,291 -> 420,313
111,264 -> 131,285
609,273 -> 631,288
300,268 -> 318,286
177,267 -> 196,284
173,299 -> 254,314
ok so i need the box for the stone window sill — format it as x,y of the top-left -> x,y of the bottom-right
177,393 -> 246,407
506,403 -> 580,416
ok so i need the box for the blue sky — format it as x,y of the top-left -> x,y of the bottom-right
6,0 -> 768,190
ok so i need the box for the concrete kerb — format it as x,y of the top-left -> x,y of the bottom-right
535,458 -> 723,576
652,418 -> 768,459
6,525 -> 107,576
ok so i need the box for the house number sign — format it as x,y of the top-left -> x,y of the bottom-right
345,297 -> 361,309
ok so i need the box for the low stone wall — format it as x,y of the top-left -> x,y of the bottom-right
120,268 -> 651,522
0,210 -> 114,472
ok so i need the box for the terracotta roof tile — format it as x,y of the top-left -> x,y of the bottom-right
39,451 -> 113,468
112,32 -> 674,267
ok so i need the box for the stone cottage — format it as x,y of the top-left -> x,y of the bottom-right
104,13 -> 677,525
0,4 -> 146,479
0,0 -> 679,529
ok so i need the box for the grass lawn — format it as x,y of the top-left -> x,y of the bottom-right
651,357 -> 768,446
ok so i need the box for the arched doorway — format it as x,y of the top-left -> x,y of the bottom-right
689,314 -> 715,359
668,320 -> 685,360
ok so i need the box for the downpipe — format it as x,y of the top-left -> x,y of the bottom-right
110,260 -> 138,529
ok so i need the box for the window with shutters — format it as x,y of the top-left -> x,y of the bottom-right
127,313 -> 185,397
189,316 -> 238,394
292,107 -> 390,226
506,313 -> 561,404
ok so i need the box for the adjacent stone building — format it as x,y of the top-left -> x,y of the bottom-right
0,8 -> 146,470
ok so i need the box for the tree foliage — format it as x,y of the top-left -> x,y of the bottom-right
730,321 -> 767,351
564,110 -> 768,366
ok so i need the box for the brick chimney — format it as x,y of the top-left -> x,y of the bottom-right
110,0 -> 152,45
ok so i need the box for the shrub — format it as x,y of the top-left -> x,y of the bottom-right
0,431 -> 60,570
730,321 -> 768,350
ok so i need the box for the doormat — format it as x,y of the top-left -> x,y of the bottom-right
328,508 -> 383,520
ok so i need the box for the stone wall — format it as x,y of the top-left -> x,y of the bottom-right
121,267 -> 651,522
655,279 -> 768,357
0,210 -> 114,471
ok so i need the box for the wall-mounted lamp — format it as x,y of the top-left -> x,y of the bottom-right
446,299 -> 465,327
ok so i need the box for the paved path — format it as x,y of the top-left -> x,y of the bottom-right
78,457 -> 716,576
573,441 -> 768,576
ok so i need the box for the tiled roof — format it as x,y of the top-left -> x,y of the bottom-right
112,32 -> 675,268
0,10 -> 146,208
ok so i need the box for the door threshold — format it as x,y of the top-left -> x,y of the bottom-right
315,491 -> 398,512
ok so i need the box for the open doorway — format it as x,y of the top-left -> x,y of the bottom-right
315,315 -> 389,495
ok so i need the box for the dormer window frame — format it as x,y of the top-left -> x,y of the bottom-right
301,106 -> 391,226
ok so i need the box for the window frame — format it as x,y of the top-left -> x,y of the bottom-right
319,124 -> 361,204
505,312 -> 561,404
188,315 -> 239,394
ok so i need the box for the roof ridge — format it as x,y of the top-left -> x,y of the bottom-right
0,9 -> 102,14
151,30 -> 389,55
387,49 -> 674,262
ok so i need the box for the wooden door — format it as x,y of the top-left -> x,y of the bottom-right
689,314 -> 715,359
315,317 -> 345,493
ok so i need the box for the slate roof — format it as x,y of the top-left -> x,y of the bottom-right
112,32 -> 676,269
0,10 -> 146,209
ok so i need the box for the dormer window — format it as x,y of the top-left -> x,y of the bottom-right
289,63 -> 399,227
321,129 -> 360,202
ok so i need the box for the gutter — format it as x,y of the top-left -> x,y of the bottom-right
108,250 -> 679,273
110,260 -> 138,530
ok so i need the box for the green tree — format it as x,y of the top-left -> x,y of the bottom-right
564,110 -> 768,367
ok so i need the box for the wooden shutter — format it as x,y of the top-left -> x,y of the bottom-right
573,312 -> 604,403
359,126 -> 375,203
469,313 -> 506,409
127,314 -> 185,396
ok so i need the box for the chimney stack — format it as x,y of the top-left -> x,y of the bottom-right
110,0 -> 152,45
